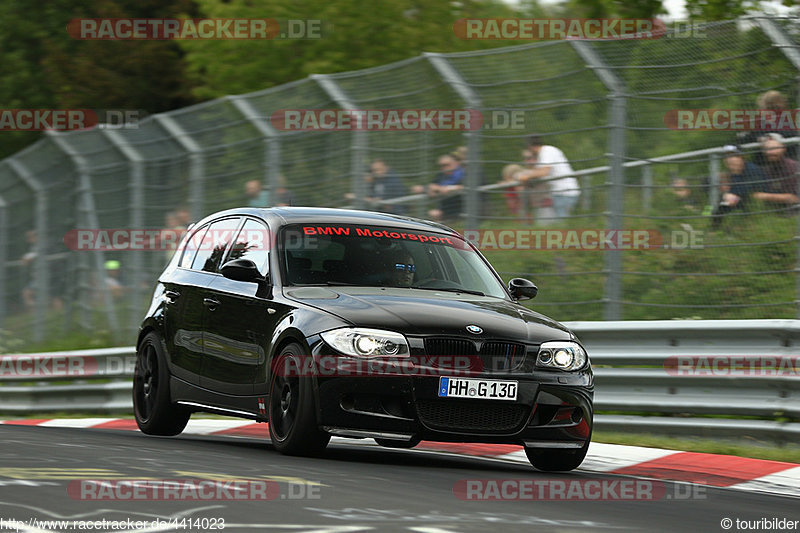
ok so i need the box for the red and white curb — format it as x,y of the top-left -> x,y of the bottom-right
2,418 -> 798,499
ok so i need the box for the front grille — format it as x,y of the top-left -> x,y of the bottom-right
425,338 -> 476,356
417,399 -> 530,432
480,342 -> 526,371
423,338 -> 526,372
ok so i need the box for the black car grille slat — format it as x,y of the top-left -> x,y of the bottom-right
423,338 -> 526,372
417,399 -> 530,432
480,342 -> 526,372
424,338 -> 476,356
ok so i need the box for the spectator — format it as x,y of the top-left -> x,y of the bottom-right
174,206 -> 192,227
162,211 -> 185,264
500,164 -> 525,216
670,177 -> 703,212
273,175 -> 295,207
517,135 -> 580,220
753,134 -> 800,211
520,149 -> 555,224
711,145 -> 765,229
412,154 -> 465,222
245,179 -> 269,207
348,159 -> 408,214
736,90 -> 797,162
21,229 -> 38,311
20,230 -> 64,312
451,146 -> 468,164
100,259 -> 125,300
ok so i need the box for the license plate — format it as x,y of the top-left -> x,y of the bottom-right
438,376 -> 518,401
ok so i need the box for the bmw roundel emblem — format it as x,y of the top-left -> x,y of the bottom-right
466,325 -> 483,334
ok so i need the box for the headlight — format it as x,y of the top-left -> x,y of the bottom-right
320,328 -> 410,358
536,341 -> 587,371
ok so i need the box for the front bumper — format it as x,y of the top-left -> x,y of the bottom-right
310,338 -> 594,447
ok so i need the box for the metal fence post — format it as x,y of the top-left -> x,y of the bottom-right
709,153 -> 721,209
755,17 -> 800,319
418,130 -> 431,219
102,129 -> 146,337
605,96 -> 626,320
312,74 -> 367,211
155,115 -> 205,222
425,53 -> 483,231
228,95 -> 282,203
570,41 -> 626,320
47,131 -> 121,340
0,195 -> 6,331
642,164 -> 653,213
581,175 -> 591,211
7,159 -> 48,342
796,210 -> 800,319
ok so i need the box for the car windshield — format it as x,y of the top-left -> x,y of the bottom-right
280,224 -> 508,299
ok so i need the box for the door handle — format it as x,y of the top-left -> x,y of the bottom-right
165,290 -> 180,304
203,298 -> 220,311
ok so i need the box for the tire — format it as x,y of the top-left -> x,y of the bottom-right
525,438 -> 590,472
374,436 -> 421,449
133,331 -> 191,436
268,343 -> 330,456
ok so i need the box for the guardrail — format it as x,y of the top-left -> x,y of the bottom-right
574,320 -> 800,444
1,320 -> 798,443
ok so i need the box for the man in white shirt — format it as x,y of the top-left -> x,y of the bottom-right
518,135 -> 581,219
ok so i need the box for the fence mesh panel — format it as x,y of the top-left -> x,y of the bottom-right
1,16 -> 800,347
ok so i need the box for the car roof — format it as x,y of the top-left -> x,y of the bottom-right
193,206 -> 462,237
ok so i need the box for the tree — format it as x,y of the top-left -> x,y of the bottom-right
179,0 -> 522,100
684,0 -> 761,20
561,0 -> 666,18
0,0 -> 197,159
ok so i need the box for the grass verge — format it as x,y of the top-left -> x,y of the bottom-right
593,431 -> 800,464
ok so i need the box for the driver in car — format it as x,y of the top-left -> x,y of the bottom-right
392,253 -> 415,287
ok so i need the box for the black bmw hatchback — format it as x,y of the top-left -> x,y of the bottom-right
134,207 -> 593,471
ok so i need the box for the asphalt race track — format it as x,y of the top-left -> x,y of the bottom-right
0,424 -> 797,533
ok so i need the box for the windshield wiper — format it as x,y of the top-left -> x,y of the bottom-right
411,286 -> 485,296
297,281 -> 359,286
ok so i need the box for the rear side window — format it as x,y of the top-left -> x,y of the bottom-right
225,218 -> 271,276
179,225 -> 208,269
190,218 -> 241,273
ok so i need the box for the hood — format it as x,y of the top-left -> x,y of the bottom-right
284,286 -> 572,342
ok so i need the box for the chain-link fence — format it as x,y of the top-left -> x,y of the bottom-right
2,16 -> 800,348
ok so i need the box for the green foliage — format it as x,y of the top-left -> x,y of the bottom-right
684,0 -> 762,20
179,0 -> 524,100
563,0 -> 666,18
0,0 -> 197,159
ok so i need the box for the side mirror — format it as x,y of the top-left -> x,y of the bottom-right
221,258 -> 264,283
508,278 -> 538,300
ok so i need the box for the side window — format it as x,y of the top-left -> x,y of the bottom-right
191,218 -> 241,273
226,219 -> 270,276
179,225 -> 208,269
